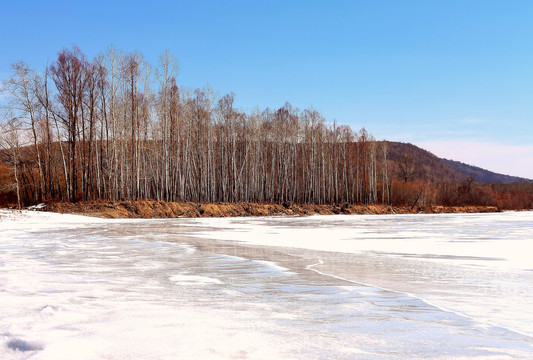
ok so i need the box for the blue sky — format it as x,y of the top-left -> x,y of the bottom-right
2,0 -> 533,178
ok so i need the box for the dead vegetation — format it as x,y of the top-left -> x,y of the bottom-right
40,200 -> 500,219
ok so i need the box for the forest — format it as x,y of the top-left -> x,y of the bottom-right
1,46 -> 532,211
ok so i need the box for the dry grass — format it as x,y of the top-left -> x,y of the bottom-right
41,200 -> 500,219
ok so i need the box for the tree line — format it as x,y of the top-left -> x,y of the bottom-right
1,46 -> 392,208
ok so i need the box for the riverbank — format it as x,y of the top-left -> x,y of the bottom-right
32,200 -> 500,218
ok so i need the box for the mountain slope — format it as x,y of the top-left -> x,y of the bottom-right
442,158 -> 531,184
386,141 -> 466,183
386,141 -> 531,184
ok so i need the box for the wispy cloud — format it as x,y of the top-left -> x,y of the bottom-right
416,140 -> 533,180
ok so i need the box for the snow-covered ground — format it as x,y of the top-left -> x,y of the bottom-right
1,210 -> 532,359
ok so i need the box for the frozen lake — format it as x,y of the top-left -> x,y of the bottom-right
1,210 -> 532,359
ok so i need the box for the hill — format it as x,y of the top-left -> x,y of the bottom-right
386,141 -> 465,183
442,158 -> 531,184
386,141 -> 532,184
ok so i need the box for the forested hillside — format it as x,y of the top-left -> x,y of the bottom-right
386,142 -> 466,183
1,46 -> 532,211
442,158 -> 531,184
387,142 -> 532,184
384,142 -> 533,210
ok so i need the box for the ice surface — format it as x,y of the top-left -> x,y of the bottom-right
187,212 -> 533,337
1,210 -> 532,359
168,274 -> 223,285
188,212 -> 533,270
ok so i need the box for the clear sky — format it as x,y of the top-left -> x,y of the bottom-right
1,0 -> 532,179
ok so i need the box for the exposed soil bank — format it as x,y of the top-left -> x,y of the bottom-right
37,200 -> 500,219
